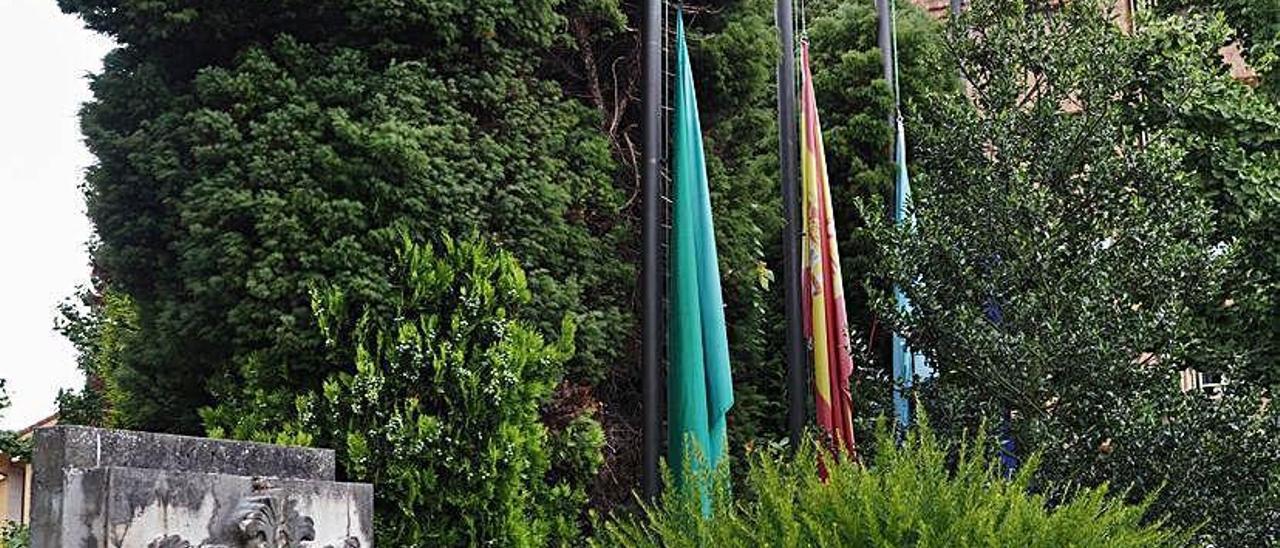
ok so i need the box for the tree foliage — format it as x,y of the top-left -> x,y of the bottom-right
55,287 -> 140,428
1155,0 -> 1279,93
209,233 -> 603,546
0,380 -> 29,461
57,0 -> 633,437
0,520 -> 30,548
55,0 -> 957,512
54,0 -> 1279,543
1143,1 -> 1280,387
861,1 -> 1280,544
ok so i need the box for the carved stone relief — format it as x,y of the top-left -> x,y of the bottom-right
145,491 -> 359,548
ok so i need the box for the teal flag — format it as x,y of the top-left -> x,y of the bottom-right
891,115 -> 919,430
668,13 -> 734,498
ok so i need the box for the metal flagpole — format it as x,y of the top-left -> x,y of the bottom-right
777,0 -> 805,450
641,0 -> 664,500
880,0 -> 913,432
877,0 -> 895,114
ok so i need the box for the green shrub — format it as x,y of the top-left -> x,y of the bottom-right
0,521 -> 29,548
222,233 -> 603,546
595,418 -> 1183,547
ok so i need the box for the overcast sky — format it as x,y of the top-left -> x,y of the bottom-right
0,0 -> 114,430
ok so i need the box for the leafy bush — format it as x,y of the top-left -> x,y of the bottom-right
596,418 -> 1182,547
0,522 -> 29,548
212,233 -> 603,546
1086,385 -> 1280,545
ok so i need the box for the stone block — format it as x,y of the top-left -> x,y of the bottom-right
31,426 -> 372,548
33,426 -> 334,480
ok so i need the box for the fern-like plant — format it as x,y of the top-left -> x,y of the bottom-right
596,417 -> 1184,547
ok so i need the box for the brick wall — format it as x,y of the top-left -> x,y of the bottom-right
913,0 -> 953,17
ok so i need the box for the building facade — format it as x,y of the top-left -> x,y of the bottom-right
0,414 -> 57,526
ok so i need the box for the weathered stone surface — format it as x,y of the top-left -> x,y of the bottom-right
34,426 -> 334,480
31,426 -> 372,548
93,467 -> 371,547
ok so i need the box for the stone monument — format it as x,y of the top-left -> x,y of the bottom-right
30,425 -> 373,547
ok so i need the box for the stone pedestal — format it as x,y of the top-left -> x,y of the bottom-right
31,426 -> 373,548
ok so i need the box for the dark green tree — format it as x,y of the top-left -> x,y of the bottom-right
58,0 -> 633,438
57,0 -> 959,513
862,1 -> 1279,544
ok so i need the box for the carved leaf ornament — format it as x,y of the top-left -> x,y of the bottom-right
146,492 -> 358,548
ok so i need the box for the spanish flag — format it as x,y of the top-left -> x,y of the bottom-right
799,41 -> 856,455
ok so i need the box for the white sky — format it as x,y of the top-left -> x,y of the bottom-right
0,0 -> 114,430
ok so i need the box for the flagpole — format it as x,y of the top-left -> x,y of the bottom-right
879,0 -> 913,431
641,0 -> 664,500
877,0 -> 895,114
776,0 -> 805,449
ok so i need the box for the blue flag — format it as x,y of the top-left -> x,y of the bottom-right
892,115 -> 929,430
